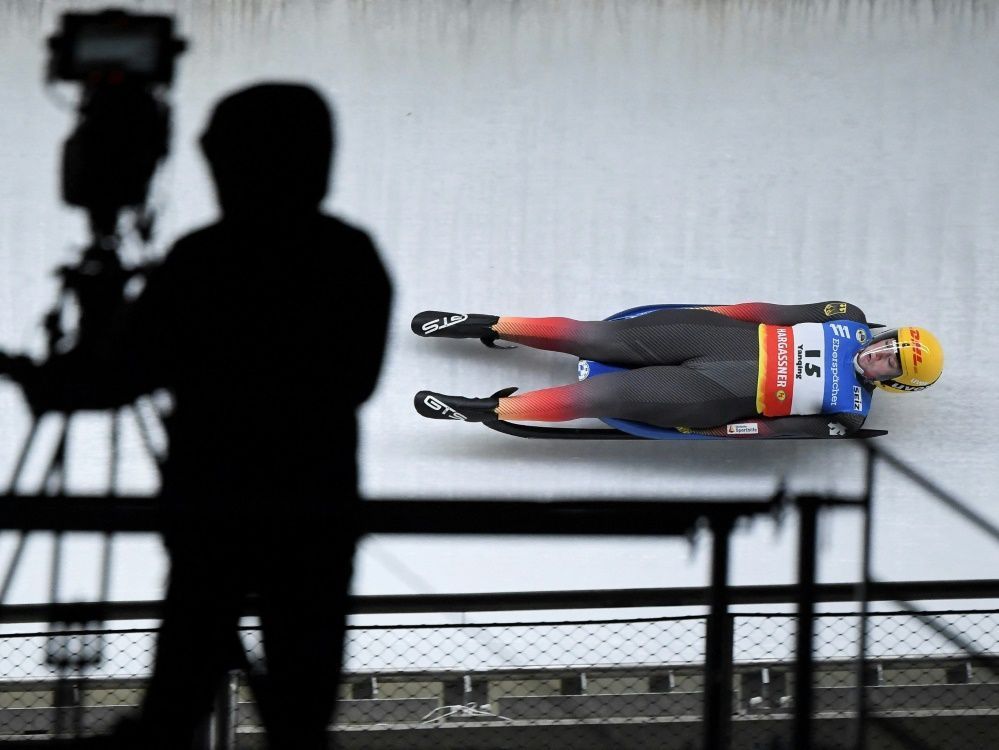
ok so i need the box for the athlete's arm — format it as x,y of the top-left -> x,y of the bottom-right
699,301 -> 868,325
687,411 -> 867,439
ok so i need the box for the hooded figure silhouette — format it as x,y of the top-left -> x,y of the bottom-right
200,83 -> 334,217
5,83 -> 391,749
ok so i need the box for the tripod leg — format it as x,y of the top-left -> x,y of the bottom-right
6,416 -> 42,492
131,397 -> 167,466
0,533 -> 28,606
43,416 -> 69,496
0,414 -> 47,608
109,409 -> 120,496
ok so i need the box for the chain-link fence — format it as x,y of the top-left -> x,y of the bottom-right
0,608 -> 997,749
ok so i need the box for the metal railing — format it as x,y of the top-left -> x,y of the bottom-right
0,587 -> 997,749
0,441 -> 995,749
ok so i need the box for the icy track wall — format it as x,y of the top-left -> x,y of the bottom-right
0,0 -> 996,599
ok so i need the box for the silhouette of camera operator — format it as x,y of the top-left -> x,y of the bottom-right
1,83 -> 391,749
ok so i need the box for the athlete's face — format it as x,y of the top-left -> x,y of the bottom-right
858,338 -> 902,381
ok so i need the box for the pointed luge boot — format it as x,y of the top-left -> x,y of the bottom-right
411,311 -> 500,342
414,388 -> 516,422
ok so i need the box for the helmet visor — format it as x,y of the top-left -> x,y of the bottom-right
857,337 -> 903,382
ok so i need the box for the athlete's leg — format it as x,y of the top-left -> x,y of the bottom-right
497,365 -> 757,429
413,303 -> 864,363
494,309 -> 758,366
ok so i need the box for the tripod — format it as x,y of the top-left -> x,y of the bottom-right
0,229 -> 167,740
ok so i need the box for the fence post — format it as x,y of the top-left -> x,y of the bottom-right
793,497 -> 819,750
703,515 -> 735,750
213,670 -> 238,750
854,447 -> 876,750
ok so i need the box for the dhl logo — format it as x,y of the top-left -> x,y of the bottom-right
909,327 -> 922,371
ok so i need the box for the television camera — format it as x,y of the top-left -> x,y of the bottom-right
45,9 -> 186,354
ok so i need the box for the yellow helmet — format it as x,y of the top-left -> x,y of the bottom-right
860,326 -> 944,393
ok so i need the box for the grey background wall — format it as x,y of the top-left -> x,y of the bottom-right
0,0 -> 996,609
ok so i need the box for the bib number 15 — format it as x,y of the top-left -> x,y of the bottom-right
804,350 -> 821,377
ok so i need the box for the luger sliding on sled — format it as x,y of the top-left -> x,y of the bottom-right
411,302 -> 943,440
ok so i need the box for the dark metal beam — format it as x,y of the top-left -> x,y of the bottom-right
868,444 -> 999,544
2,580 -> 997,624
0,495 -> 780,535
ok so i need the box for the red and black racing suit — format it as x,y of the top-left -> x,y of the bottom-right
493,302 -> 870,438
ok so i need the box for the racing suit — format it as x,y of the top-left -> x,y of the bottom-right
494,302 -> 875,438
